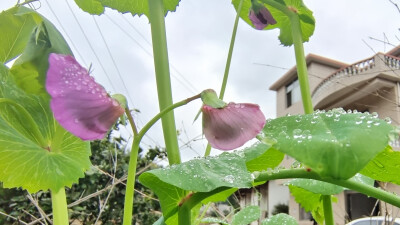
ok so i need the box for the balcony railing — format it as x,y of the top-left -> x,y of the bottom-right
312,57 -> 375,98
384,54 -> 400,69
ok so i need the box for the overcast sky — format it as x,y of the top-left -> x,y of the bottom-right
1,0 -> 400,161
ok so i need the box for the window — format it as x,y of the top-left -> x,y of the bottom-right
286,78 -> 301,107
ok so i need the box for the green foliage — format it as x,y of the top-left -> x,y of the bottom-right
287,179 -> 344,195
231,0 -> 315,46
0,6 -> 37,64
0,132 -> 164,224
288,185 -> 324,224
10,7 -> 72,95
263,109 -> 395,179
231,205 -> 261,225
361,146 -> 400,185
244,143 -> 284,172
0,64 -> 91,193
74,0 -> 181,18
262,213 -> 298,225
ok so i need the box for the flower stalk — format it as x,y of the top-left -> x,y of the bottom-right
122,94 -> 201,225
204,0 -> 245,157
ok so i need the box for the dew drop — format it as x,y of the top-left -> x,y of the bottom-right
223,175 -> 235,184
326,111 -> 333,117
74,118 -> 79,123
293,129 -> 302,139
385,117 -> 392,124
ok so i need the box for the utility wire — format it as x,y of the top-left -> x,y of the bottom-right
64,0 -> 117,92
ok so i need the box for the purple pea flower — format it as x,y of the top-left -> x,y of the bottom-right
46,53 -> 125,140
202,102 -> 266,150
249,3 -> 277,30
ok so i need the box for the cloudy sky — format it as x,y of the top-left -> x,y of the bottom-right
1,0 -> 400,161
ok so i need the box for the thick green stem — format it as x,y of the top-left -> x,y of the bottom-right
148,0 -> 181,165
51,187 -> 69,225
322,195 -> 334,225
204,0 -> 244,157
290,15 -> 313,114
259,0 -> 314,114
122,94 -> 200,225
178,204 -> 191,225
254,169 -> 400,207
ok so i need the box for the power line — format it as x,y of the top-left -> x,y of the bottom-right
64,0 -> 117,92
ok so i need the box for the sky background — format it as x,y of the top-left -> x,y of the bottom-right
1,0 -> 400,162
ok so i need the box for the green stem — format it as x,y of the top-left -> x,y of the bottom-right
322,195 -> 334,225
148,0 -> 181,165
178,204 -> 191,225
290,14 -> 313,114
254,168 -> 400,207
182,169 -> 400,215
259,0 -> 314,114
51,187 -> 69,225
204,0 -> 244,157
122,137 -> 140,225
122,94 -> 201,225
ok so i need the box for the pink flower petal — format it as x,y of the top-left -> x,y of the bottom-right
249,6 -> 277,30
202,102 -> 266,150
46,53 -> 124,140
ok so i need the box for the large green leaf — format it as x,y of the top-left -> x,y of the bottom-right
10,7 -> 72,95
0,64 -> 91,193
244,143 -> 284,172
361,146 -> 400,185
231,205 -> 261,225
140,152 -> 253,193
262,109 -> 395,179
262,213 -> 298,225
0,6 -> 37,64
231,0 -> 315,46
74,0 -> 181,18
139,152 -> 253,221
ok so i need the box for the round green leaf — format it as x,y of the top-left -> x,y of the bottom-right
232,0 -> 315,46
263,109 -> 395,179
262,213 -> 298,225
0,64 -> 91,193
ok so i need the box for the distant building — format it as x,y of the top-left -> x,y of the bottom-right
243,46 -> 400,225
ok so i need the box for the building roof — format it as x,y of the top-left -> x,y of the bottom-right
269,53 -> 348,91
386,45 -> 400,57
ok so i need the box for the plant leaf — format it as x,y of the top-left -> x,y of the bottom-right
231,205 -> 261,225
262,213 -> 298,225
231,0 -> 315,46
262,109 -> 395,179
361,146 -> 400,185
288,185 -> 324,224
140,152 -> 253,193
286,178 -> 344,195
0,64 -> 91,193
200,217 -> 229,225
0,6 -> 38,64
10,6 -> 73,95
74,0 -> 105,15
75,0 -> 181,18
244,143 -> 284,172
